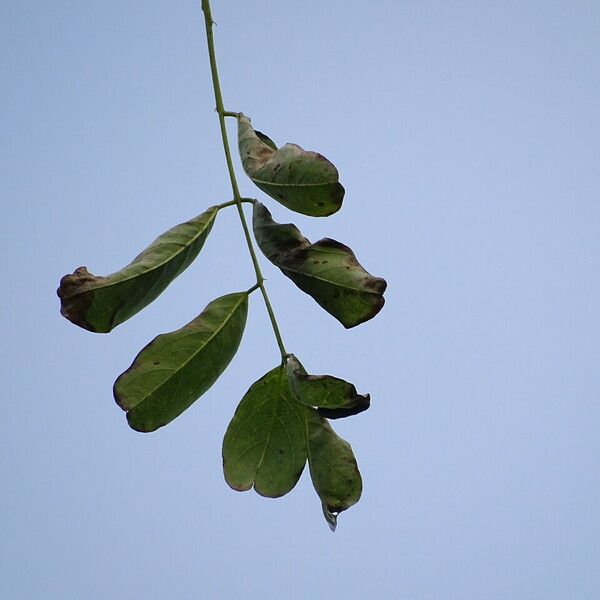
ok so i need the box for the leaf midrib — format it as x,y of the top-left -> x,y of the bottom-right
262,237 -> 380,296
252,178 -> 336,188
69,209 -> 216,297
254,388 -> 285,486
280,260 -> 381,296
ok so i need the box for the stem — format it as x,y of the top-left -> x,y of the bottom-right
201,0 -> 287,361
216,198 -> 253,210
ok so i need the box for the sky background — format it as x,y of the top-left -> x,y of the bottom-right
2,1 -> 600,598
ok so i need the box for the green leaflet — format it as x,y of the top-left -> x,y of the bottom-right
222,367 -> 307,497
237,114 -> 344,217
286,355 -> 370,419
305,411 -> 363,532
253,202 -> 387,328
58,206 -> 218,333
223,363 -> 362,529
114,292 -> 248,432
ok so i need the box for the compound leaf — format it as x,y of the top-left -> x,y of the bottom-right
114,291 -> 248,432
286,355 -> 370,419
253,201 -> 387,328
237,114 -> 344,217
305,411 -> 363,531
58,206 -> 218,333
222,366 -> 307,497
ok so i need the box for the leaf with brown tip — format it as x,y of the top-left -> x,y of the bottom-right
58,206 -> 218,332
252,202 -> 387,328
238,114 -> 344,217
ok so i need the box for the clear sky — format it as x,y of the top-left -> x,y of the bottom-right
2,1 -> 600,598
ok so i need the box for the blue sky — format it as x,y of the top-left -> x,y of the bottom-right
2,1 -> 600,598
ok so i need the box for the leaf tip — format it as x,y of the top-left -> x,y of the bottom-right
112,376 -> 127,412
342,291 -> 386,329
222,466 -> 253,493
125,410 -> 162,433
322,502 -> 338,532
57,266 -> 105,332
330,181 -> 345,214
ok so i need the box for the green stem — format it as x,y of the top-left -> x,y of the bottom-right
246,282 -> 261,295
216,198 -> 253,210
201,0 -> 287,360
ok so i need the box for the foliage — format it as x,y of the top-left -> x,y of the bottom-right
57,0 -> 387,530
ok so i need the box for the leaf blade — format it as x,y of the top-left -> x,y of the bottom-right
253,202 -> 387,328
58,206 -> 218,332
238,115 -> 344,217
286,355 -> 370,419
305,412 -> 363,531
222,367 -> 307,497
113,291 -> 248,432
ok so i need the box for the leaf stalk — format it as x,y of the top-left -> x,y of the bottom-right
216,198 -> 253,210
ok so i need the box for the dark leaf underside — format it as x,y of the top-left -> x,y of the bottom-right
252,202 -> 387,328
286,355 -> 370,419
238,114 -> 344,217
